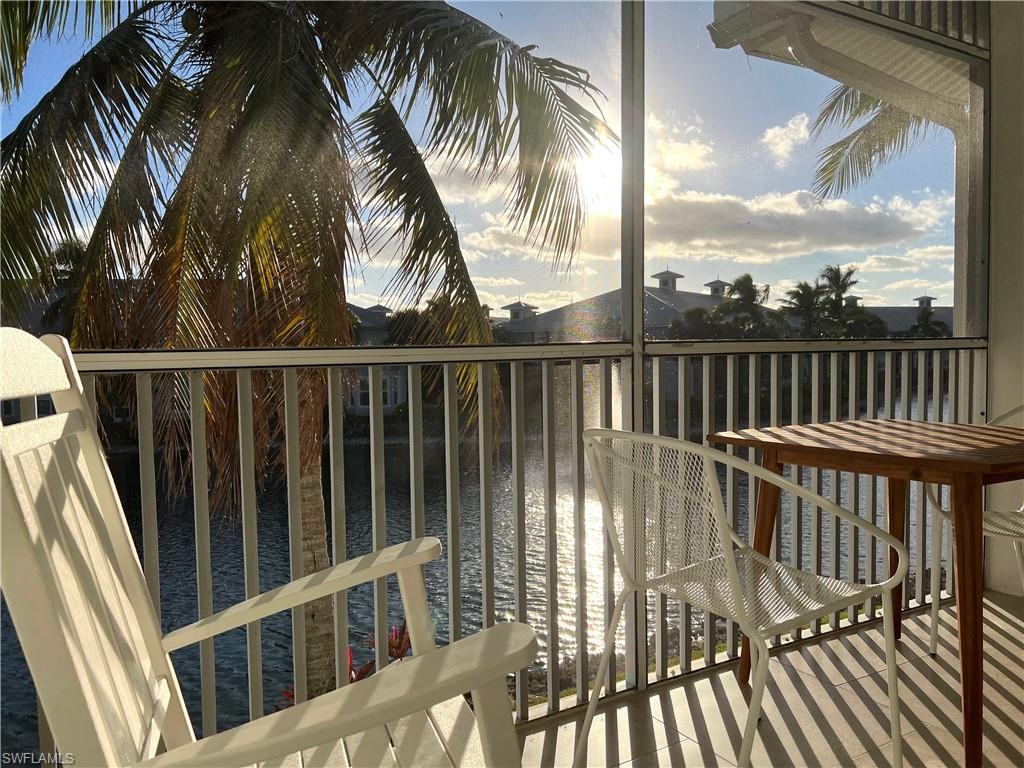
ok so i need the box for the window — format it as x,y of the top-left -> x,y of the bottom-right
644,2 -> 986,340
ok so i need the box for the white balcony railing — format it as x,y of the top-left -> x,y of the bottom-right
8,337 -> 988,742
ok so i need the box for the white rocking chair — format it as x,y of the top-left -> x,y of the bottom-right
576,429 -> 909,768
0,328 -> 536,768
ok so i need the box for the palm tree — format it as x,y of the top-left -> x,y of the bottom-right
2,1 -> 613,698
779,280 -> 826,338
712,273 -> 776,337
811,84 -> 945,199
901,305 -> 951,338
818,264 -> 859,333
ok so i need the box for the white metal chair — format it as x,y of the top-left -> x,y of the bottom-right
576,429 -> 909,768
0,328 -> 536,768
926,404 -> 1024,655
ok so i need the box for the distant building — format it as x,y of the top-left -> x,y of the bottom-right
501,300 -> 539,322
499,270 -> 729,342
498,269 -> 953,341
346,302 -> 406,415
862,295 -> 953,334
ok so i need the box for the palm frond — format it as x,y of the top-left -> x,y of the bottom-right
1,10 -> 164,318
1,0 -> 132,101
321,1 -> 614,264
812,103 -> 934,199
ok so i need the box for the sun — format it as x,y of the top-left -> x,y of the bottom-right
575,144 -> 621,217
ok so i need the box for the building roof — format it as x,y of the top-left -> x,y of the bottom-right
703,279 -> 731,288
913,295 -> 937,302
349,303 -> 390,330
500,286 -> 726,340
652,269 -> 685,279
860,305 -> 953,333
501,300 -> 538,310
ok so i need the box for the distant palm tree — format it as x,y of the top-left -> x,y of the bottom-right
780,280 -> 826,337
818,264 -> 859,332
2,0 -> 612,697
713,273 -> 776,337
901,305 -> 951,338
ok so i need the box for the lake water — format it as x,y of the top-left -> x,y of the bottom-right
0,364 -> 942,750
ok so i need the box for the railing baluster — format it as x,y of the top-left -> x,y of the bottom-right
82,374 -> 97,429
957,349 -> 971,423
790,353 -> 803,641
701,354 -> 716,661
847,352 -> 861,625
188,371 -> 217,734
652,357 -> 668,680
136,373 -> 160,616
748,354 -> 762,546
408,365 -> 425,540
237,371 -> 263,715
899,351 -> 912,609
600,358 -> 618,689
866,351 -> 879,618
946,351 -> 959,597
511,362 -> 529,719
677,356 -> 692,672
541,360 -> 559,710
810,353 -> 823,634
328,369 -> 348,687
283,369 -> 307,703
929,350 -> 943,606
443,364 -> 462,644
478,363 -> 495,631
915,350 -> 929,606
828,352 -> 841,629
368,366 -> 388,670
971,348 -> 988,423
571,360 -> 589,699
768,354 -> 783,647
725,354 -> 738,657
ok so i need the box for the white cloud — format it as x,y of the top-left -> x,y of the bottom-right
425,154 -> 505,208
645,113 -> 714,201
760,113 -> 810,168
876,194 -> 954,230
463,213 -> 620,265
904,244 -> 954,261
883,278 -> 934,291
470,276 -> 524,288
644,188 -> 929,263
847,255 -> 923,273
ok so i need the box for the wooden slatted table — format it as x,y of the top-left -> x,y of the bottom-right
707,419 -> 1024,768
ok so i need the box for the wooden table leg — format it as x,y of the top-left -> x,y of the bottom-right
886,477 -> 908,640
952,474 -> 984,767
739,448 -> 781,685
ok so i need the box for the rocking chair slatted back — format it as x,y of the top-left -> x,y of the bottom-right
0,329 -> 194,766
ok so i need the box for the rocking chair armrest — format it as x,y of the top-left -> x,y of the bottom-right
140,623 -> 538,768
163,537 -> 441,652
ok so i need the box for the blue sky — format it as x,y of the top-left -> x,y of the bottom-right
3,1 -> 959,322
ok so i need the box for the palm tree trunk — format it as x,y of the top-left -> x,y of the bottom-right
301,465 -> 337,697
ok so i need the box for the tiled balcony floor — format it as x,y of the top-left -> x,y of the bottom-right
519,592 -> 1024,767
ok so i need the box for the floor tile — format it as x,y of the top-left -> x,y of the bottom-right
653,658 -> 900,767
519,696 -> 688,768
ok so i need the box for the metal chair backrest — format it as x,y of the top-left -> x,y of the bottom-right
0,329 -> 194,765
583,429 -> 744,611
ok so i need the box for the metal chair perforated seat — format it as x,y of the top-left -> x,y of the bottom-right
574,429 -> 909,768
649,548 -> 874,636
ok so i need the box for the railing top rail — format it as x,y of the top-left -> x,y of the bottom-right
645,337 -> 988,356
70,342 -> 634,373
